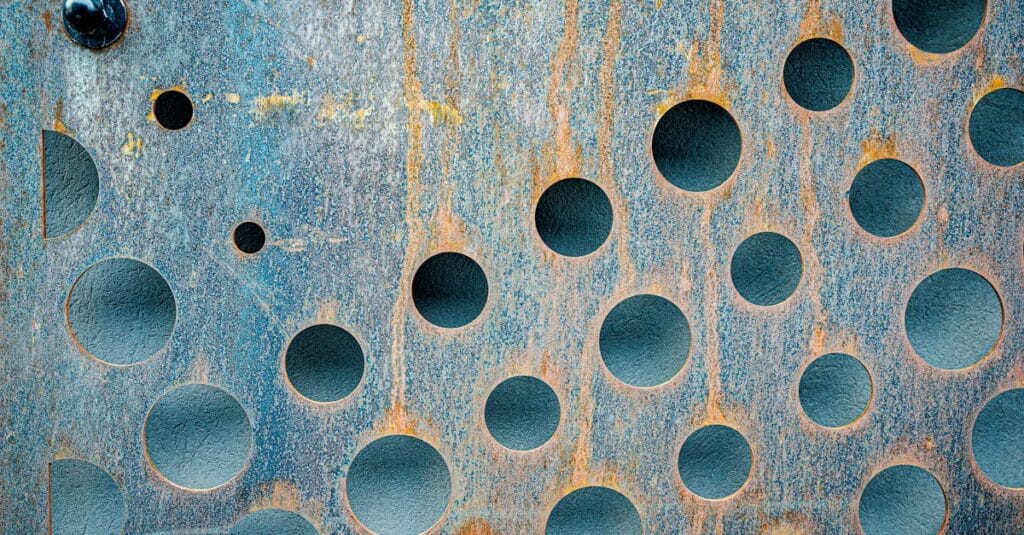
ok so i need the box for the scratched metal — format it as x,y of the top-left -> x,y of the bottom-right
2,0 -> 1023,533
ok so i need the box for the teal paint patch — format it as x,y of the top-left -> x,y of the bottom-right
892,0 -> 986,54
599,294 -> 691,387
905,268 -> 1002,369
798,353 -> 872,428
848,159 -> 924,237
783,38 -> 854,112
285,324 -> 364,403
677,425 -> 752,499
232,221 -> 266,254
534,178 -> 613,257
484,375 -> 560,451
545,486 -> 641,535
230,509 -> 318,535
411,252 -> 488,328
143,384 -> 253,490
49,459 -> 124,535
66,258 -> 176,365
969,88 -> 1024,167
345,435 -> 451,535
42,130 -> 99,238
971,388 -> 1024,488
730,232 -> 802,306
651,100 -> 742,192
859,465 -> 946,535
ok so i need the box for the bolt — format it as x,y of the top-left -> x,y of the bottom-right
61,0 -> 127,50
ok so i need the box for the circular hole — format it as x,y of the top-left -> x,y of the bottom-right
534,178 -> 613,257
798,353 -> 872,428
729,232 -> 803,306
892,0 -> 986,54
971,388 -> 1024,488
66,258 -> 176,366
968,88 -> 1024,167
230,509 -> 318,535
677,424 -> 752,499
153,90 -> 194,131
545,486 -> 642,535
848,159 -> 925,238
905,268 -> 1002,370
233,221 -> 267,255
411,252 -> 488,328
599,294 -> 691,387
484,375 -> 560,451
49,459 -> 125,534
783,38 -> 855,112
284,324 -> 364,403
143,384 -> 253,490
651,99 -> 742,192
346,435 -> 452,535
859,465 -> 946,535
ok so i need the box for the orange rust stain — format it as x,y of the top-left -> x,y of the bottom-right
972,74 -> 1007,103
858,129 -> 899,168
455,519 -> 500,535
797,0 -> 822,39
683,0 -> 727,105
543,0 -> 582,187
53,99 -> 67,133
43,11 -> 52,32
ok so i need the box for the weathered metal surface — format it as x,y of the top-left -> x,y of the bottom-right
2,0 -> 1023,533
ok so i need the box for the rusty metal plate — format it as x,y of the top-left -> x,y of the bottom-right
2,0 -> 1024,533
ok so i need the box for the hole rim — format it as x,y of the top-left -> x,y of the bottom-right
727,230 -> 804,308
647,98 -> 745,195
968,386 -> 1024,490
855,462 -> 950,535
481,374 -> 563,453
140,382 -> 255,493
63,255 -> 178,368
596,293 -> 693,390
48,458 -> 127,535
674,423 -> 755,501
152,88 -> 195,131
966,86 -> 1024,169
280,322 -> 367,406
410,250 -> 491,330
231,220 -> 268,256
796,352 -> 875,430
781,36 -> 857,113
844,157 -> 928,241
543,485 -> 643,535
889,0 -> 989,57
532,177 -> 616,259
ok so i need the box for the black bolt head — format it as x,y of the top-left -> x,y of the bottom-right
62,0 -> 127,50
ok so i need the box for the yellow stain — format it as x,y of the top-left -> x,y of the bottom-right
225,92 -> 241,104
120,132 -> 142,157
251,90 -> 306,120
417,99 -> 463,126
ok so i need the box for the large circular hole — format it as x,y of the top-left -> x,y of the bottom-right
798,353 -> 872,428
598,294 -> 691,387
153,89 -> 194,131
143,384 -> 253,490
66,258 -> 176,366
730,232 -> 803,306
411,252 -> 488,328
534,178 -> 613,257
677,424 -> 752,499
848,159 -> 925,237
284,324 -> 364,403
230,509 -> 318,535
652,100 -> 742,192
346,435 -> 452,535
783,38 -> 855,112
233,221 -> 267,255
484,375 -> 560,451
545,486 -> 642,535
968,88 -> 1024,167
971,388 -> 1024,488
49,459 -> 125,535
892,0 -> 986,54
905,268 -> 1002,369
42,130 -> 100,238
859,465 -> 946,535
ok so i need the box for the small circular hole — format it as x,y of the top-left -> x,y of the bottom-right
153,90 -> 194,131
972,388 -> 1024,488
233,221 -> 267,255
412,252 -> 488,329
677,424 -> 752,500
859,465 -> 946,535
968,87 -> 1024,168
535,178 -> 613,257
892,0 -> 986,54
783,38 -> 854,112
904,268 -> 1002,370
730,232 -> 803,306
545,486 -> 641,535
484,375 -> 560,451
798,353 -> 872,428
284,324 -> 364,403
652,100 -> 742,192
848,159 -> 925,238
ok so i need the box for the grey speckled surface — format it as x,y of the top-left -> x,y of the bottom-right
2,0 -> 1024,533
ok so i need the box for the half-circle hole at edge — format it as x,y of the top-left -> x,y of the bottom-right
42,130 -> 99,238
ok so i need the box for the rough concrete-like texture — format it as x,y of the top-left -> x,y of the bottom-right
2,0 -> 1024,533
